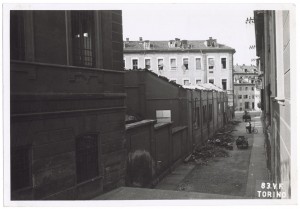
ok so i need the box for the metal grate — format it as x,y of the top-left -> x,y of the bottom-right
71,11 -> 95,67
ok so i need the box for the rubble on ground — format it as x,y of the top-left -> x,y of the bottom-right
184,122 -> 237,164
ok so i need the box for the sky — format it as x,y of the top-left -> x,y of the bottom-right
122,4 -> 257,66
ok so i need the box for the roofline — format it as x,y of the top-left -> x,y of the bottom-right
234,83 -> 256,86
124,48 -> 236,54
233,73 -> 258,75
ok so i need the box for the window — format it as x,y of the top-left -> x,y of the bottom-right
132,59 -> 138,69
170,79 -> 177,83
244,69 -> 248,73
11,146 -> 31,190
158,59 -> 164,70
123,59 -> 126,70
183,58 -> 189,70
222,79 -> 227,90
240,103 -> 243,107
252,87 -> 254,91
252,95 -> 255,99
221,58 -> 227,69
10,11 -> 25,60
238,95 -> 242,99
145,59 -> 151,69
209,79 -> 214,84
251,80 -> 255,84
76,134 -> 99,183
245,102 -> 249,109
156,110 -> 171,123
208,58 -> 215,70
183,79 -> 190,85
196,58 -> 202,70
245,87 -> 248,91
170,58 -> 177,70
71,11 -> 95,67
244,95 -> 248,99
239,87 -> 243,91
196,79 -> 201,85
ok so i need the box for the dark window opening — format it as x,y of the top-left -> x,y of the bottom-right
208,58 -> 214,70
132,59 -> 138,69
221,58 -> 227,69
71,11 -> 95,67
209,79 -> 214,84
145,59 -> 151,69
222,79 -> 227,90
158,59 -> 164,70
10,11 -> 25,60
76,133 -> 99,183
196,80 -> 201,85
245,102 -> 249,109
11,146 -> 31,191
183,80 -> 190,85
183,58 -> 189,70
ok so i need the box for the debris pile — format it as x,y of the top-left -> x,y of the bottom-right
184,122 -> 238,164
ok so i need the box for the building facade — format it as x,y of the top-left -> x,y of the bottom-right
10,10 -> 126,200
123,37 -> 235,106
233,64 -> 260,111
254,10 -> 292,198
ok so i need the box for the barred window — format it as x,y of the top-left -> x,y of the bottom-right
11,146 -> 31,191
76,133 -> 99,183
71,11 -> 95,67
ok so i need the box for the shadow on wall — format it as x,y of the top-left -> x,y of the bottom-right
126,150 -> 155,187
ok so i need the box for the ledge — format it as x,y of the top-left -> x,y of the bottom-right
11,60 -> 125,74
125,119 -> 156,130
172,126 -> 188,134
11,92 -> 127,101
154,121 -> 173,130
11,106 -> 126,119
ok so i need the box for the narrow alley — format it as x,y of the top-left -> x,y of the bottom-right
95,111 -> 269,200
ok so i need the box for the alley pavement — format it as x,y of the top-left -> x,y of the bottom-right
95,111 -> 269,200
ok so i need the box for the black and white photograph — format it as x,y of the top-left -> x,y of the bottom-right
1,2 -> 298,208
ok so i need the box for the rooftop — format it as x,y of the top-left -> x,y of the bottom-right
234,64 -> 258,74
123,37 -> 235,53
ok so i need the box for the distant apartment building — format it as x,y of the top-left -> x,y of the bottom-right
123,37 -> 235,106
233,64 -> 260,111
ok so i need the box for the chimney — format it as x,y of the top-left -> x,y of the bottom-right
139,37 -> 143,41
